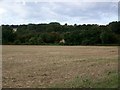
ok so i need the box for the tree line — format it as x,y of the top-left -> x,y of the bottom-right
2,21 -> 120,45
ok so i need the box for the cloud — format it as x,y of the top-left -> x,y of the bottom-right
0,1 -> 28,24
50,2 -> 118,24
1,0 -> 119,2
0,1 -> 118,25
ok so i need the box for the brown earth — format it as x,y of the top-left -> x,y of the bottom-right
2,45 -> 118,88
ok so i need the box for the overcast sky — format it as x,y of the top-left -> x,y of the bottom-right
0,0 -> 118,25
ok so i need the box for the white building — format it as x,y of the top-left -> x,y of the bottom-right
59,39 -> 65,44
13,28 -> 17,33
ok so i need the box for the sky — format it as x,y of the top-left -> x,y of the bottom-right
0,0 -> 119,25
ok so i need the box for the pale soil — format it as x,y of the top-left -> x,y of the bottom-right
2,45 -> 118,88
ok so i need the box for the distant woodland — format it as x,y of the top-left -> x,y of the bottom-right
2,21 -> 120,45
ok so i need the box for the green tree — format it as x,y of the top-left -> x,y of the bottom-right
100,30 -> 117,44
2,25 -> 16,44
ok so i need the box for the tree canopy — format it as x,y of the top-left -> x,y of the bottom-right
2,21 -> 120,45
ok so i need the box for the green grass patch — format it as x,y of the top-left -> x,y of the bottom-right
49,72 -> 118,88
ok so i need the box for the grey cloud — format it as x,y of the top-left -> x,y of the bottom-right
51,2 -> 117,20
1,2 -> 118,25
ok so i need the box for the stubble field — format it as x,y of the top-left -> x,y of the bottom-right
2,45 -> 118,88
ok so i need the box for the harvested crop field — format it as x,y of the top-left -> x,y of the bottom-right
2,45 -> 118,88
